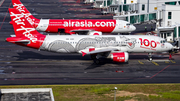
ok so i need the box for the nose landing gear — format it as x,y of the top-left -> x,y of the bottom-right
148,53 -> 152,61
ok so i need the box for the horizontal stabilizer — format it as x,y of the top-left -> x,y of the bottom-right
6,37 -> 30,44
13,40 -> 30,43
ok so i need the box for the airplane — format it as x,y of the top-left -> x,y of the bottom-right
10,0 -> 136,35
7,8 -> 173,64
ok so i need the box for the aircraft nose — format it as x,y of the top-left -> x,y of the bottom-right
169,43 -> 173,50
130,25 -> 136,31
166,43 -> 173,51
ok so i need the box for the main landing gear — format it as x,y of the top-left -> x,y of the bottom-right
91,54 -> 101,64
148,53 -> 152,61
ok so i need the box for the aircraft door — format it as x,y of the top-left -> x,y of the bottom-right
39,37 -> 46,50
118,24 -> 123,29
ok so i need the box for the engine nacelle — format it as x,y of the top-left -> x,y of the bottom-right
87,31 -> 102,35
110,52 -> 129,62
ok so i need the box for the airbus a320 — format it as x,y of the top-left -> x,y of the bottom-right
7,8 -> 173,64
10,0 -> 136,35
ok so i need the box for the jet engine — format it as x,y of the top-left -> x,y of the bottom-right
110,52 -> 129,62
87,31 -> 102,35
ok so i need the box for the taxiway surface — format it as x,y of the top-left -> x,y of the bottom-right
0,0 -> 180,85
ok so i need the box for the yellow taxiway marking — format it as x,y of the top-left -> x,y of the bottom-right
170,60 -> 176,63
165,61 -> 169,63
152,61 -> 159,66
138,60 -> 144,64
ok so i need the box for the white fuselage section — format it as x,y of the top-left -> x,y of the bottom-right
36,19 -> 136,33
39,35 -> 172,54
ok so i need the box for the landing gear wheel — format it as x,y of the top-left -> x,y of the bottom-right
93,59 -> 100,64
148,53 -> 152,61
149,58 -> 152,61
90,54 -> 97,60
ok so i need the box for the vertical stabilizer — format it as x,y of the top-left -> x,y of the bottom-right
12,0 -> 40,27
8,8 -> 45,49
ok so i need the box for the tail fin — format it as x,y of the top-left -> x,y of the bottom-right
12,0 -> 39,27
7,8 -> 45,49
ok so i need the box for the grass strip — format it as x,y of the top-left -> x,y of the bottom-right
0,84 -> 180,101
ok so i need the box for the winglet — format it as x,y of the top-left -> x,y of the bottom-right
81,51 -> 87,56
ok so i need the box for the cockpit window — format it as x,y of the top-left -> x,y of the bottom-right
126,23 -> 130,26
160,40 -> 166,43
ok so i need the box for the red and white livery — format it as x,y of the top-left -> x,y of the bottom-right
11,0 -> 136,35
7,8 -> 173,64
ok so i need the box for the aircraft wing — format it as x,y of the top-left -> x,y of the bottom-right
80,47 -> 119,56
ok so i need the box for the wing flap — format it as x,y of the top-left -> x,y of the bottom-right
80,47 -> 119,56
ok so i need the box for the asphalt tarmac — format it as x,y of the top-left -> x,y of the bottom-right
0,0 -> 180,85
